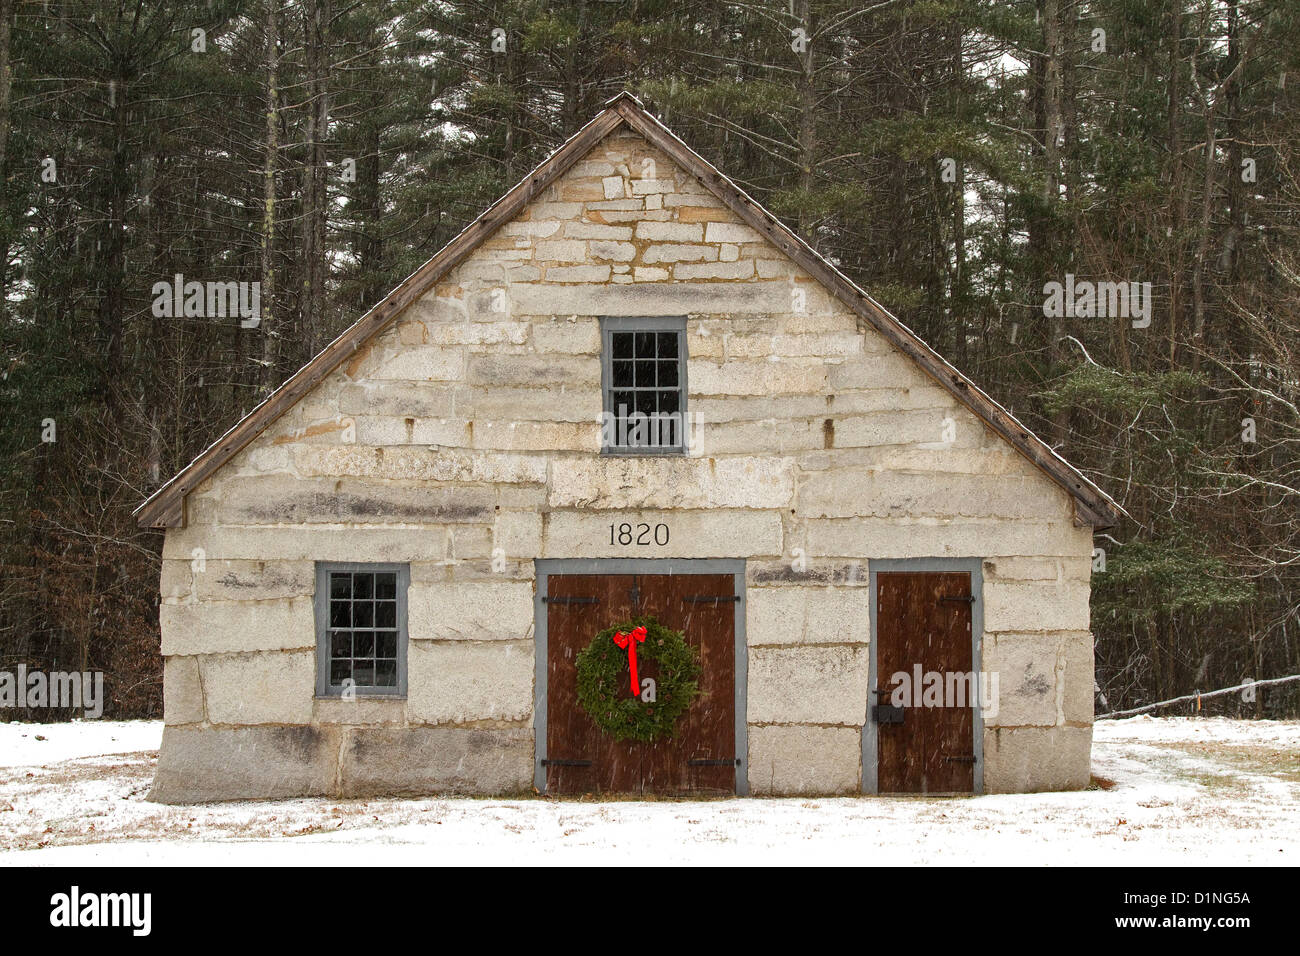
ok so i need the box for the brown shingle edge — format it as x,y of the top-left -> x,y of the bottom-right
137,92 -> 1121,530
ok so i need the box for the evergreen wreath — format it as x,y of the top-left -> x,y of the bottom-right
575,614 -> 702,743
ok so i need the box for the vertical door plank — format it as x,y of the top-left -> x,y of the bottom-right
876,571 -> 974,794
639,574 -> 735,794
546,571 -> 737,795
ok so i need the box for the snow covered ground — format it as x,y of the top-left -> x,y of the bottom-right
0,716 -> 1295,865
0,720 -> 161,768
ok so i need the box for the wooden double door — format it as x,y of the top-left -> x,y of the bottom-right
544,572 -> 737,795
875,571 -> 977,794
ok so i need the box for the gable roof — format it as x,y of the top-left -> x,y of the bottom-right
136,92 -> 1121,530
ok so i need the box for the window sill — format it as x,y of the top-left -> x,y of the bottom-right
312,696 -> 409,726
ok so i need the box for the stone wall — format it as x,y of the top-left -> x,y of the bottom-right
150,127 -> 1094,802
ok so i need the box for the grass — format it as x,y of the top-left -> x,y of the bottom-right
1158,740 -> 1300,786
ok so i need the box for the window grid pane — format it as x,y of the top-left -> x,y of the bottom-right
606,325 -> 685,451
327,570 -> 400,691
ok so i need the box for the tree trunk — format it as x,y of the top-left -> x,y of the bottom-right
1165,0 -> 1185,368
0,0 -> 15,322
0,0 -> 13,183
301,0 -> 331,359
357,121 -> 383,308
950,19 -> 967,368
96,77 -> 130,412
1035,0 -> 1069,439
561,0 -> 586,135
260,0 -> 280,393
795,0 -> 816,240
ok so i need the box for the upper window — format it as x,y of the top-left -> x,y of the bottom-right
315,563 -> 408,698
601,316 -> 688,454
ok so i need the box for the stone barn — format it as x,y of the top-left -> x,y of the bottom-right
138,93 -> 1119,803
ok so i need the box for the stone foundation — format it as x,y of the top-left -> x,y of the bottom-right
149,725 -> 533,803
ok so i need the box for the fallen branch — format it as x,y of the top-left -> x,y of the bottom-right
1097,674 -> 1300,719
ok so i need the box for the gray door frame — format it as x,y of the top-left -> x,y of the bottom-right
533,557 -> 749,796
863,557 -> 985,795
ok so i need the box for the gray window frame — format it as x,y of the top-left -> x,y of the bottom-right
314,562 -> 410,699
600,315 -> 689,456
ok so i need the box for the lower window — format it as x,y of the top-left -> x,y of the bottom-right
314,563 -> 409,698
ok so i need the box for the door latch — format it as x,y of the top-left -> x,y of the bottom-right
872,704 -> 904,724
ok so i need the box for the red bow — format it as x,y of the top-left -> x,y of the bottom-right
612,625 -> 648,696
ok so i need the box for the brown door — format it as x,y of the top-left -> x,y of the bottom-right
875,571 -> 975,793
545,573 -> 736,795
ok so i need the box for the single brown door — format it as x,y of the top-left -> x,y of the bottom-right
875,571 -> 975,793
545,573 -> 736,795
